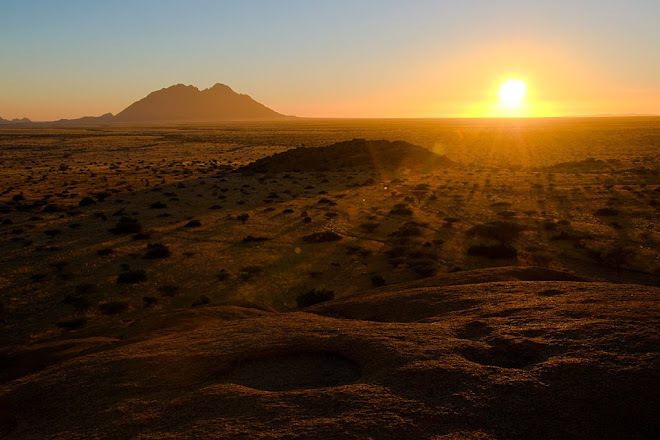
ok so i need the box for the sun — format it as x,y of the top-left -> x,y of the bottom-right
498,79 -> 527,108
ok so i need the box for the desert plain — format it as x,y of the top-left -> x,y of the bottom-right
0,117 -> 659,439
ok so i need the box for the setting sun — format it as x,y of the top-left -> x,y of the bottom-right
498,79 -> 527,108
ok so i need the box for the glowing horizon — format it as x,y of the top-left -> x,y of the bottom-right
1,1 -> 659,121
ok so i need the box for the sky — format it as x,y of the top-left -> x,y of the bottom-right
1,0 -> 659,120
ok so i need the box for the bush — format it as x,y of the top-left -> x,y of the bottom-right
98,301 -> 129,315
302,231 -> 342,243
371,274 -> 386,287
296,288 -> 335,308
158,285 -> 180,297
143,243 -> 170,259
239,266 -> 263,280
359,222 -> 380,233
389,203 -> 413,216
56,317 -> 87,330
110,217 -> 142,234
117,269 -> 147,284
184,220 -> 202,228
79,197 -> 96,207
216,269 -> 230,281
390,222 -> 423,237
191,295 -> 211,307
467,244 -> 518,259
143,296 -> 158,307
594,208 -> 619,217
242,235 -> 269,243
467,221 -> 523,245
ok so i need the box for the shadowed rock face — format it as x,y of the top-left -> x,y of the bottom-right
219,351 -> 360,391
115,83 -> 286,122
239,139 -> 454,174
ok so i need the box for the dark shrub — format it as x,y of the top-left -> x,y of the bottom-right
143,296 -> 158,307
62,295 -> 92,311
117,269 -> 147,284
216,269 -> 230,281
242,235 -> 269,243
467,221 -> 523,245
239,266 -> 263,280
158,285 -> 180,297
302,231 -> 342,243
56,317 -> 87,330
110,216 -> 142,234
390,222 -> 423,237
296,288 -> 335,308
79,197 -> 96,207
594,208 -> 619,216
143,243 -> 170,259
467,244 -> 518,259
371,274 -> 386,287
184,220 -> 202,228
389,203 -> 413,216
150,201 -> 167,209
74,283 -> 95,295
191,295 -> 211,307
236,213 -> 250,222
406,259 -> 438,278
44,229 -> 61,238
98,301 -> 129,315
359,222 -> 380,233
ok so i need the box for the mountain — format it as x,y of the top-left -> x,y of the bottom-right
114,83 -> 288,122
0,117 -> 31,125
53,113 -> 115,124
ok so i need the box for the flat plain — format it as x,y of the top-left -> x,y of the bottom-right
0,117 -> 658,439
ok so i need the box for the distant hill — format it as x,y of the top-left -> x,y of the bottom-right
0,117 -> 31,124
239,139 -> 454,174
114,83 -> 288,122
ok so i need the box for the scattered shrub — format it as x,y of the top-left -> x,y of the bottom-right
143,296 -> 158,307
359,222 -> 380,233
242,235 -> 269,243
110,217 -> 142,234
296,288 -> 335,308
594,208 -> 619,217
158,285 -> 180,297
143,243 -> 170,259
389,203 -> 413,216
467,221 -> 523,245
62,295 -> 92,311
98,301 -> 129,315
56,317 -> 87,330
117,269 -> 147,284
467,244 -> 518,259
79,197 -> 96,207
302,231 -> 342,243
239,265 -> 263,280
371,274 -> 386,287
184,220 -> 202,228
192,295 -> 211,307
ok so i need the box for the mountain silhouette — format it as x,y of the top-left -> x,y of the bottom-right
114,83 -> 287,122
0,117 -> 31,124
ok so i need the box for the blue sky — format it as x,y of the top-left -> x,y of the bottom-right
2,0 -> 659,119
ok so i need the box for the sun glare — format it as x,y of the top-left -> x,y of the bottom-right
498,79 -> 527,108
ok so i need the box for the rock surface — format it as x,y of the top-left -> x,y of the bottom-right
0,267 -> 658,439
